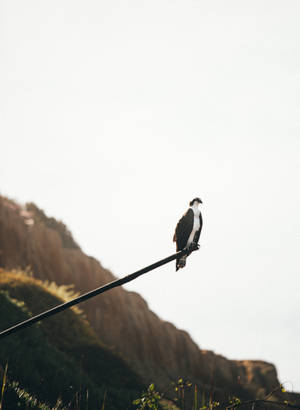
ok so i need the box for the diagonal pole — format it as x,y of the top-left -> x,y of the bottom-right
0,248 -> 194,340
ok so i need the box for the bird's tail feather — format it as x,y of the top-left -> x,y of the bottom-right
176,255 -> 187,271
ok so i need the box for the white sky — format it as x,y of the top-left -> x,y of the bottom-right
1,0 -> 300,392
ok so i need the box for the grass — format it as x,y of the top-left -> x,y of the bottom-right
0,364 -> 8,410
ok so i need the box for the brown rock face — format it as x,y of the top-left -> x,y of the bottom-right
0,196 -> 298,403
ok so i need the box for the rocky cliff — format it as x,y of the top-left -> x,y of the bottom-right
0,195 -> 298,404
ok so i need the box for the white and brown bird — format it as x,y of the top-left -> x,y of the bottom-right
173,197 -> 203,271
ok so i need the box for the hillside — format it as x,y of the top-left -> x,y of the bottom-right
0,269 -> 143,409
0,195 -> 299,406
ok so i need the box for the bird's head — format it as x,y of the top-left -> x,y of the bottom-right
189,197 -> 203,206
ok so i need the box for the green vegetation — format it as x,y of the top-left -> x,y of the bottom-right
133,383 -> 163,410
0,270 -> 144,409
132,380 -> 296,410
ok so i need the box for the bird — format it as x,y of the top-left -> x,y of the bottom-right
173,197 -> 203,271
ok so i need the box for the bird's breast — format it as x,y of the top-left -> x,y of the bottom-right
193,216 -> 200,231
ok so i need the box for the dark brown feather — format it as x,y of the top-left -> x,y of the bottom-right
174,208 -> 194,251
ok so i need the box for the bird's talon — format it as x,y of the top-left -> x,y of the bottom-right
190,243 -> 199,252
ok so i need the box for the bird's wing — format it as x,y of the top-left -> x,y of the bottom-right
173,208 -> 194,251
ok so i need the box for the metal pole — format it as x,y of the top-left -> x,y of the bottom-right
0,249 -> 191,340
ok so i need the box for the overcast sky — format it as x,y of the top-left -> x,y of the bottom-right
1,0 -> 300,392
